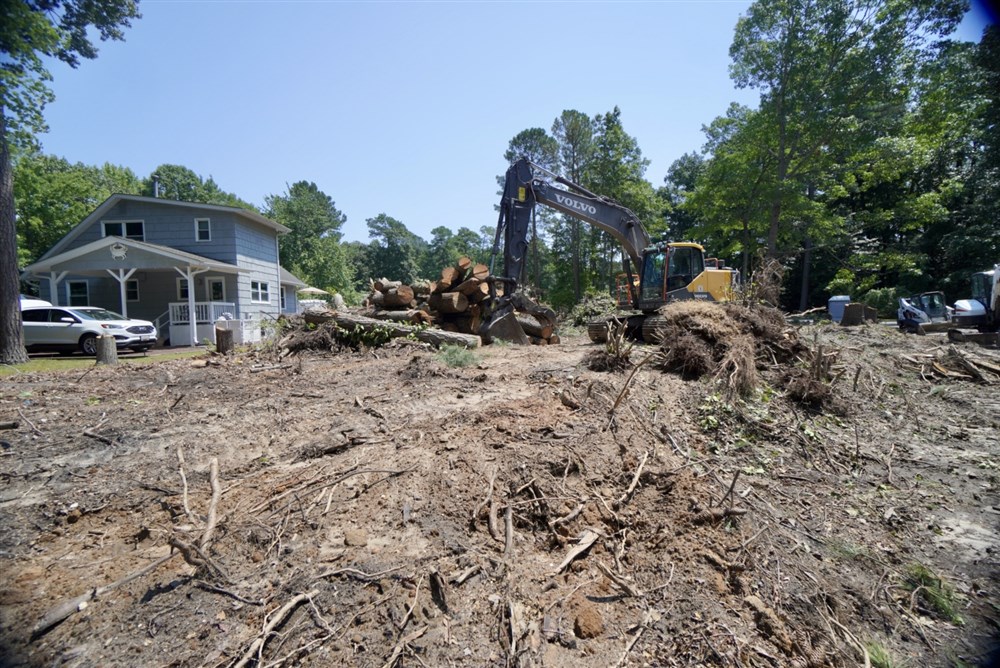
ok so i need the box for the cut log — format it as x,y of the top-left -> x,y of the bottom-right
528,336 -> 549,346
215,326 -> 234,355
548,334 -> 561,345
374,278 -> 402,292
455,277 -> 483,296
456,256 -> 473,273
369,291 -> 385,307
468,282 -> 491,303
383,285 -> 415,308
368,309 -> 434,326
411,280 -> 432,297
471,263 -> 489,281
450,312 -> 482,335
95,335 -> 118,365
303,308 -> 480,348
516,313 -> 554,340
429,291 -> 469,314
440,266 -> 461,290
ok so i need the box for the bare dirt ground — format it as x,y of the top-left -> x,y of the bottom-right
1,318 -> 998,668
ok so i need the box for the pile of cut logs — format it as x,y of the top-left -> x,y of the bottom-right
365,257 -> 559,344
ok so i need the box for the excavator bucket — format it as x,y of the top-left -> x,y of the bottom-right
483,311 -> 529,345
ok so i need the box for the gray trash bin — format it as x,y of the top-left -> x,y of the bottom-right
828,295 -> 851,323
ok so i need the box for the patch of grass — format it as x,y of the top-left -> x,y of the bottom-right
0,350 -> 207,376
865,641 -> 902,668
437,344 -> 479,368
903,563 -> 963,625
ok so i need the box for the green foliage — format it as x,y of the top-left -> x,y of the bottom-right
332,324 -> 394,350
144,164 -> 253,210
366,213 -> 424,284
437,344 -> 479,368
14,153 -> 142,264
266,181 -> 354,298
865,640 -> 902,668
565,291 -> 617,326
860,287 -> 900,318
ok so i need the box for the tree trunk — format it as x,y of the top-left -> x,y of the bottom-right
366,309 -> 434,325
383,285 -> 415,307
95,336 -> 119,365
215,326 -> 234,355
303,309 -> 480,348
0,109 -> 28,364
799,236 -> 812,312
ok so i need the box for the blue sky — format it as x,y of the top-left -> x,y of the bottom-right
38,0 -> 995,244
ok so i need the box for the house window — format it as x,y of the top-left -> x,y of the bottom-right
177,278 -> 189,300
195,218 -> 211,242
280,287 -> 287,310
251,281 -> 270,303
126,279 -> 140,302
67,280 -> 89,306
102,220 -> 145,241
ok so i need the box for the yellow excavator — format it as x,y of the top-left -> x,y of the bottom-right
483,158 -> 738,343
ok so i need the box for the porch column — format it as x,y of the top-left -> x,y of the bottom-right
175,265 -> 209,347
48,271 -> 68,306
105,268 -> 137,318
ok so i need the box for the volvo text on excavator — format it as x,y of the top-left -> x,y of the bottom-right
482,158 -> 739,344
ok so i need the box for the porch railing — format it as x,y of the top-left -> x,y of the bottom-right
169,302 -> 236,325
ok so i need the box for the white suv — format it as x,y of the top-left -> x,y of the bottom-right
21,306 -> 158,355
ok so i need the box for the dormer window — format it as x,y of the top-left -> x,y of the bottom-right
103,220 -> 144,241
195,218 -> 211,242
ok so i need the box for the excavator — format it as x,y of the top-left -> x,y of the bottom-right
482,157 -> 738,344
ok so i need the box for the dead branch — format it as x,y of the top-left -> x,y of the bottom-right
32,552 -> 176,639
380,625 -> 428,668
551,529 -> 600,574
17,407 -> 44,436
193,580 -> 263,606
597,561 -> 643,597
231,589 -> 319,668
168,537 -> 228,580
177,447 -> 198,526
616,451 -> 649,508
200,458 -> 221,552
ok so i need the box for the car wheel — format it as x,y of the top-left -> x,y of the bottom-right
80,334 -> 98,356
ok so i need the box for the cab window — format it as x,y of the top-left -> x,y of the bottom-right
21,309 -> 49,323
641,252 -> 666,302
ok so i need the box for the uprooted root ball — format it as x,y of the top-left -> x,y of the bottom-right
655,301 -> 802,397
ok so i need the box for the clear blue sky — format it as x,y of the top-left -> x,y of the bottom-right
38,0 -> 995,244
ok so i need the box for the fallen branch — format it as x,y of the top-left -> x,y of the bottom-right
32,551 -> 176,639
177,447 -> 198,526
552,529 -> 600,574
380,625 -> 428,668
616,451 -> 649,508
232,589 -> 320,668
200,458 -> 221,552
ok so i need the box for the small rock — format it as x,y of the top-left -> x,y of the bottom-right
344,529 -> 368,547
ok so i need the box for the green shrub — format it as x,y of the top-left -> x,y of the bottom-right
566,291 -> 618,326
437,344 -> 479,368
860,287 -> 901,318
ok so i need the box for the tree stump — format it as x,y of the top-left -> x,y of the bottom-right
215,326 -> 234,355
95,335 -> 118,365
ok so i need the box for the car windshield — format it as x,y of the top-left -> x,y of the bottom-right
74,309 -> 126,321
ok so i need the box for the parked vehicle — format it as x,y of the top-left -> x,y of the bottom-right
21,306 -> 157,355
19,295 -> 52,309
952,264 -> 999,332
897,291 -> 952,334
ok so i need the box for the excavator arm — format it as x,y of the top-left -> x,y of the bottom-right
483,157 -> 652,342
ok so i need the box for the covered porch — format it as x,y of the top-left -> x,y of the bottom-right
22,236 -> 249,347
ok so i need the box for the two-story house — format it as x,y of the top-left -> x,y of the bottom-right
21,195 -> 306,346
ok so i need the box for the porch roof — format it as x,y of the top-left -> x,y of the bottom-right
279,267 -> 307,288
22,236 -> 246,277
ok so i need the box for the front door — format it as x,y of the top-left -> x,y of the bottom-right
207,277 -> 226,302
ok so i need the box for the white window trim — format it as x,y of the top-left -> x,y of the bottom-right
206,276 -> 226,302
251,280 -> 270,304
102,219 -> 145,241
66,280 -> 89,306
126,279 -> 140,302
195,218 -> 211,242
176,277 -> 190,301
